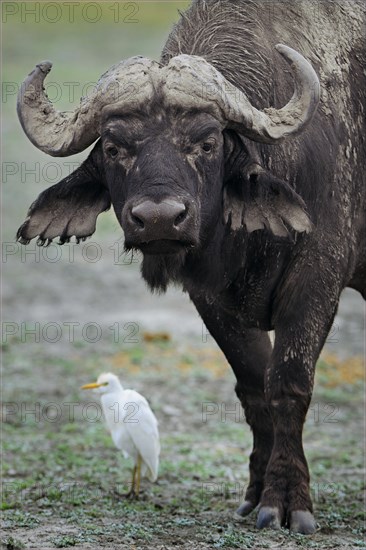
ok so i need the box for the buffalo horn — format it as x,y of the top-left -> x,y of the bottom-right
163,44 -> 320,144
17,57 -> 159,157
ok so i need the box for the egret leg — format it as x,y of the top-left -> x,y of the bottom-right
135,455 -> 142,497
124,465 -> 137,498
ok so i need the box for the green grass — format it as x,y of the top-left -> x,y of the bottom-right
1,337 -> 365,549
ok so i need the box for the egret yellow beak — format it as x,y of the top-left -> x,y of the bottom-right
81,382 -> 107,390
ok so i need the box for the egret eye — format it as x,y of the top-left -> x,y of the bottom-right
202,142 -> 213,153
106,146 -> 118,159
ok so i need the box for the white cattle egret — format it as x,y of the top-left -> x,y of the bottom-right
81,372 -> 160,497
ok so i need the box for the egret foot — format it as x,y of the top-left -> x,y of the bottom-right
123,489 -> 139,500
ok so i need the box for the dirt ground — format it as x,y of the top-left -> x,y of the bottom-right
1,333 -> 365,550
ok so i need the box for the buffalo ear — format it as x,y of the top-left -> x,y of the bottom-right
223,166 -> 312,237
17,142 -> 111,246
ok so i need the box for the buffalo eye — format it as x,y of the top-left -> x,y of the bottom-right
200,136 -> 217,154
202,142 -> 213,153
106,146 -> 119,159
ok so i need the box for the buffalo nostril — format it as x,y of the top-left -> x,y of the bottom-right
131,212 -> 145,229
174,207 -> 187,226
129,199 -> 187,232
130,204 -> 148,229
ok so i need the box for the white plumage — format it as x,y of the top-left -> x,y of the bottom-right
82,372 -> 160,494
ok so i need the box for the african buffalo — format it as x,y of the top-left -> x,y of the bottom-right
16,0 -> 365,535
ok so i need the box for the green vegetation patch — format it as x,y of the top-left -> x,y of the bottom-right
2,336 -> 364,549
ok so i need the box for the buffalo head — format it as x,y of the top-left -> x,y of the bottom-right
16,46 -> 318,289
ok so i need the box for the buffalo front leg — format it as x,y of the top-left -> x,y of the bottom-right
257,307 -> 338,534
235,386 -> 274,516
190,295 -> 273,514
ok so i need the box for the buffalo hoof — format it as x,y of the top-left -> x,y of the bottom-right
256,506 -> 282,530
289,510 -> 316,534
236,500 -> 256,517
